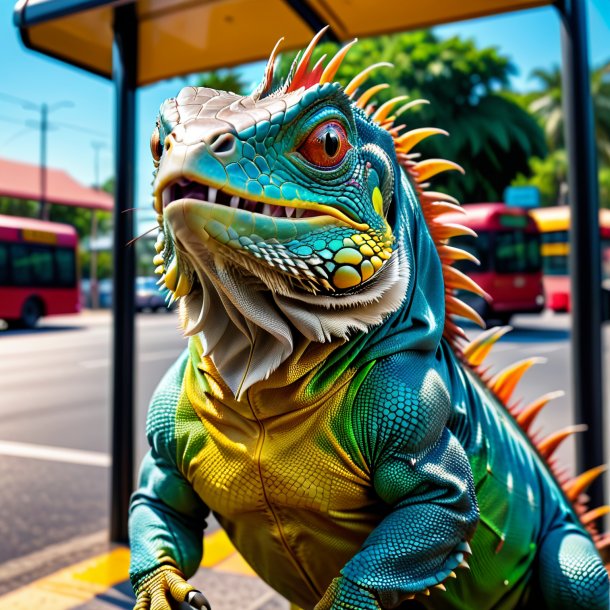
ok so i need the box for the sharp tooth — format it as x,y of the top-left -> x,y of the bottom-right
208,187 -> 217,203
174,273 -> 192,297
262,203 -> 272,216
295,208 -> 304,218
285,206 -> 295,218
230,196 -> 239,208
153,253 -> 164,265
164,258 -> 178,291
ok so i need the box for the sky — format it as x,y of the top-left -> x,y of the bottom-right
1,1 -> 609,232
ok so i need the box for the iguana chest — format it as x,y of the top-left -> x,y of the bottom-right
177,363 -> 385,605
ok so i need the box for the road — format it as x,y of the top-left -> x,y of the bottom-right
0,309 -> 608,594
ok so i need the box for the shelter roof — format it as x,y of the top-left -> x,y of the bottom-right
14,0 -> 552,87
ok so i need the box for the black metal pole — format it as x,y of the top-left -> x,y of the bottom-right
557,0 -> 604,508
110,2 -> 137,543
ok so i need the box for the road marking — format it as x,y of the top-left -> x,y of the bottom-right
0,529 -> 268,610
80,349 -> 182,369
0,441 -> 110,467
520,344 -> 563,354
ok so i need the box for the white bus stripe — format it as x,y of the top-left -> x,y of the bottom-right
0,441 -> 110,467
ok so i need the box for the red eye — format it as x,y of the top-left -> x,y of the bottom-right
298,121 -> 350,168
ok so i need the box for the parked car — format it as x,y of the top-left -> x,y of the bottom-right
136,276 -> 169,312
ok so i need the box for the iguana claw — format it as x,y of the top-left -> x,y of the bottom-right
186,590 -> 212,609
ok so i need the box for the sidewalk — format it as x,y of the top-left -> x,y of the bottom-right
0,529 -> 289,610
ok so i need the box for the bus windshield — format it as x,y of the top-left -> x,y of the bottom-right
494,231 -> 541,274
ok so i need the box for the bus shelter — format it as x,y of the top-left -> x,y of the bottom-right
13,0 -> 604,541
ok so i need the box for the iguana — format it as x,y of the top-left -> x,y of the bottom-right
129,29 -> 610,610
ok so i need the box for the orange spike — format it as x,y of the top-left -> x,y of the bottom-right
344,62 -> 394,96
422,191 -> 460,205
413,159 -> 465,183
428,221 -> 477,241
564,465 -> 608,502
438,244 -> 480,266
446,295 -> 485,328
516,391 -> 565,433
396,128 -> 448,154
427,201 -> 465,218
462,326 -> 511,367
320,39 -> 358,84
372,96 -> 409,123
490,357 -> 545,404
356,83 -> 390,109
443,320 -> 467,342
537,425 -> 587,460
581,505 -> 610,525
394,98 -> 429,117
444,265 -> 490,300
302,54 -> 327,88
287,26 -> 328,92
260,37 -> 284,95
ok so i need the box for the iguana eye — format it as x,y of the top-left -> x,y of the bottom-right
150,127 -> 163,163
298,121 -> 350,168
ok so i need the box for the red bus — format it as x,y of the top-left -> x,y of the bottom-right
0,215 -> 80,328
529,206 -> 610,312
443,203 -> 545,325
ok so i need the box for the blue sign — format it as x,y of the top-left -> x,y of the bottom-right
503,186 -> 540,208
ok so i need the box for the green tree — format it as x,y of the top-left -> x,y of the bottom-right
527,62 -> 610,164
512,150 -> 568,206
276,30 -> 546,202
196,70 -> 249,95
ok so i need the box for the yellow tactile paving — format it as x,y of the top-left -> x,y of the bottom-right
0,529 -> 253,610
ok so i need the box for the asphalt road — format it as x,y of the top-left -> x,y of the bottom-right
0,309 -> 608,592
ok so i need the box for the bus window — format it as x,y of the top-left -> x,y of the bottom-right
495,231 -> 541,274
11,244 -> 54,287
541,230 -> 569,244
451,232 -> 490,274
55,248 -> 76,287
0,243 -> 8,285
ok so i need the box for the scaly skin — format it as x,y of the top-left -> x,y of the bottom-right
129,34 -> 609,610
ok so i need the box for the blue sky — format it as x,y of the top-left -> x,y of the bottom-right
1,1 -> 609,230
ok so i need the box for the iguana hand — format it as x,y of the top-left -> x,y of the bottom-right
133,565 -> 211,610
315,576 -> 381,610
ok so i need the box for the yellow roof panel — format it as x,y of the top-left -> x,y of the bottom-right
15,0 -> 553,86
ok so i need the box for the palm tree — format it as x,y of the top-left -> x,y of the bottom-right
529,61 -> 610,165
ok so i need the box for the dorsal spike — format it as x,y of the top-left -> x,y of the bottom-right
428,221 -> 477,241
537,425 -> 588,460
490,357 -> 546,404
355,83 -> 390,109
394,98 -> 429,117
320,39 -> 358,85
445,294 -> 485,328
427,201 -> 465,218
372,96 -> 409,123
255,37 -> 284,98
344,62 -> 394,96
581,505 -> 610,525
422,191 -> 460,205
443,265 -> 490,301
516,391 -> 565,433
286,26 -> 328,93
413,159 -> 465,183
396,128 -> 448,154
462,326 -> 511,367
437,244 -> 480,266
302,54 -> 327,89
564,465 -> 608,502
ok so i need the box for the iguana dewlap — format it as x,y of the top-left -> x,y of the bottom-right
129,30 -> 610,610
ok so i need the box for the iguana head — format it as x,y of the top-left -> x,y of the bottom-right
150,30 -> 477,395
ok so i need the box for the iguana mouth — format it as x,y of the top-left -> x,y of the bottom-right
162,179 -> 324,219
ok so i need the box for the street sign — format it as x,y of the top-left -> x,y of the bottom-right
503,185 -> 540,208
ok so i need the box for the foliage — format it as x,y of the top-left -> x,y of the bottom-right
196,70 -> 249,95
274,30 -> 546,202
525,62 -> 610,165
512,150 -> 568,207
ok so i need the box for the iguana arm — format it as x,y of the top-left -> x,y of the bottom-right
317,353 -> 478,609
129,357 -> 211,609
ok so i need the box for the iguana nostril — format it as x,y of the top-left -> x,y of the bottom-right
210,133 -> 236,156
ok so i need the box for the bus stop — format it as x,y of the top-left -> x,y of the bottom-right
12,0 -> 605,546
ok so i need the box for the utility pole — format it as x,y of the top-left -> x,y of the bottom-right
90,140 -> 106,309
